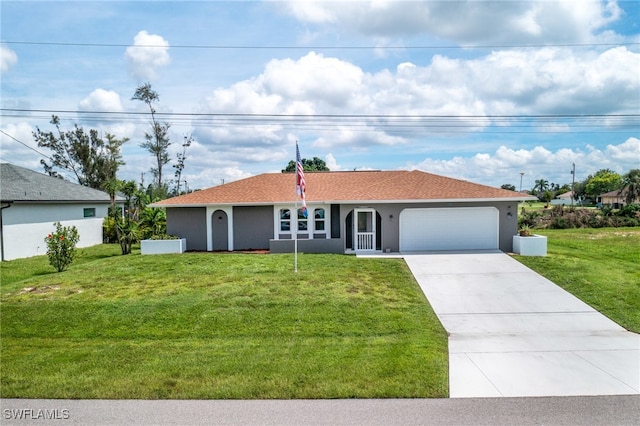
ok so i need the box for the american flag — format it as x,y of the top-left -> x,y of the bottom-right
296,142 -> 308,217
296,142 -> 306,197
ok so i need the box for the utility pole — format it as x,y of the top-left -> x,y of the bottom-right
519,172 -> 525,192
571,163 -> 576,208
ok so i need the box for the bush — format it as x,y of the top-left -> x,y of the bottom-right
103,216 -> 118,243
618,203 -> 640,219
147,234 -> 179,240
520,205 -> 640,230
45,222 -> 80,272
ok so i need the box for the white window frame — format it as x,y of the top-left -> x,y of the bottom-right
313,207 -> 327,238
279,208 -> 292,236
273,205 -> 329,240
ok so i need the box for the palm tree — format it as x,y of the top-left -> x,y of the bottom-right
620,169 -> 640,204
532,179 -> 549,195
139,207 -> 167,239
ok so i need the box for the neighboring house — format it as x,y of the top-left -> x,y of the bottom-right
598,188 -> 639,207
551,190 -> 573,206
0,163 -> 120,261
153,170 -> 535,254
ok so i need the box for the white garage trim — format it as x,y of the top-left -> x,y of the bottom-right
399,207 -> 499,252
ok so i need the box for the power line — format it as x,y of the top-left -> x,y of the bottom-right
0,129 -> 51,160
2,109 -> 637,135
2,108 -> 638,120
2,40 -> 638,50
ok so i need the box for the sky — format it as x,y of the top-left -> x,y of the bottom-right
1,0 -> 639,192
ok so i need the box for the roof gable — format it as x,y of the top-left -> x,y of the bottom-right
0,163 -> 114,203
155,170 -> 531,206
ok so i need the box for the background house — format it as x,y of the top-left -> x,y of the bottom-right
551,190 -> 574,205
153,170 -> 535,254
0,163 -> 120,261
598,188 -> 638,208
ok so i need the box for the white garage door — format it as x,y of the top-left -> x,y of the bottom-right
399,207 -> 499,252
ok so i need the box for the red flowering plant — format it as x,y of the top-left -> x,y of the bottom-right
44,222 -> 80,272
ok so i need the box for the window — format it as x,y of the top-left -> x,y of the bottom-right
314,208 -> 325,231
279,209 -> 291,232
83,208 -> 96,218
276,206 -> 329,240
297,208 -> 308,231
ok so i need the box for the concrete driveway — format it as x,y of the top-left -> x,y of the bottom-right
402,251 -> 640,398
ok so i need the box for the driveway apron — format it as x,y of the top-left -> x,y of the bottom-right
402,251 -> 640,398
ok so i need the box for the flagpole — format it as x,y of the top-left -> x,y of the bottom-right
294,141 -> 307,273
294,176 -> 298,273
294,142 -> 298,273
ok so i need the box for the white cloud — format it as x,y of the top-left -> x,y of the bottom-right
281,0 -> 624,44
0,122 -> 43,170
1,44 -> 18,73
605,137 -> 640,162
411,137 -> 640,188
191,44 -> 638,175
79,89 -> 124,112
125,30 -> 171,80
325,153 -> 340,170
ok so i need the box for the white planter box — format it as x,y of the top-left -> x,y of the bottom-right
141,238 -> 186,255
513,235 -> 547,256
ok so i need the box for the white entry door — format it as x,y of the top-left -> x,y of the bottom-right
354,208 -> 376,251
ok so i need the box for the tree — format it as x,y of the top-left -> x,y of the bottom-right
540,190 -> 553,205
33,115 -> 127,189
104,179 -> 139,255
282,157 -> 329,172
532,179 -> 549,195
132,83 -> 171,196
555,183 -> 572,196
620,169 -> 640,204
501,184 -> 516,191
173,134 -> 193,195
116,180 -> 139,255
584,169 -> 621,201
139,207 -> 167,239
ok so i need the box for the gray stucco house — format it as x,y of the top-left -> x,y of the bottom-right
153,170 -> 534,254
0,163 -> 120,261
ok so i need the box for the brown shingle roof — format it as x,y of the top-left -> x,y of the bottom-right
154,170 -> 532,206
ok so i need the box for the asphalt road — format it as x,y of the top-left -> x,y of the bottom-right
2,395 -> 639,425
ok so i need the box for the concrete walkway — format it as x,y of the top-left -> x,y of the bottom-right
402,251 -> 640,398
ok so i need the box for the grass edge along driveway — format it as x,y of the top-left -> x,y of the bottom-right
1,249 -> 449,399
514,227 -> 640,333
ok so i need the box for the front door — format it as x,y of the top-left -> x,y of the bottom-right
212,210 -> 229,251
354,208 -> 376,251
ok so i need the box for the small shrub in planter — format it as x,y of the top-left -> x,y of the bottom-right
148,234 -> 180,240
518,225 -> 532,236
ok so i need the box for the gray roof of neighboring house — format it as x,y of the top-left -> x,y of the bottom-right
0,163 -> 119,203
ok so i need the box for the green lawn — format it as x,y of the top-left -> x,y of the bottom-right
3,228 -> 637,399
515,227 -> 640,333
0,248 -> 448,399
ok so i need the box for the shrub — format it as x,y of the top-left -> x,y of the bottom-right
102,216 -> 118,243
148,234 -> 179,240
617,203 -> 640,219
45,222 -> 80,272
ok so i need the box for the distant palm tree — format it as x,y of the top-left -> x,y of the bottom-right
620,169 -> 640,204
533,179 -> 549,195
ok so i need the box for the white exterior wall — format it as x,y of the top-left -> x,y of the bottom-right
1,203 -> 109,261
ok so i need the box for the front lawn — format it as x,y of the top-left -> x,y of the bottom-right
515,227 -> 640,333
0,248 -> 448,399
